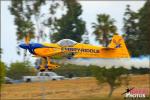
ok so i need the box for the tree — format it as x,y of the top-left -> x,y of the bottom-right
53,64 -> 92,77
130,66 -> 150,74
138,0 -> 150,55
123,5 -> 140,57
9,0 -> 35,40
9,0 -> 46,40
9,0 -> 46,60
51,0 -> 86,42
44,0 -> 60,43
92,66 -> 128,97
81,30 -> 90,44
0,48 -> 7,84
7,61 -> 36,80
0,48 -> 2,60
0,61 -> 6,84
92,14 -> 117,47
0,48 -> 2,55
123,1 -> 150,56
32,0 -> 49,42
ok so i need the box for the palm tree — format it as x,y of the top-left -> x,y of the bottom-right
92,14 -> 117,47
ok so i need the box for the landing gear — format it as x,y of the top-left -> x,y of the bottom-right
39,65 -> 46,72
47,57 -> 59,71
36,57 -> 60,72
39,57 -> 47,72
40,69 -> 45,72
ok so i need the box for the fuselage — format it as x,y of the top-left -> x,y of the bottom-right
19,42 -> 129,59
19,35 -> 130,71
19,35 -> 130,59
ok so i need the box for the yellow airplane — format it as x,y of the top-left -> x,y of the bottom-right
19,34 -> 130,71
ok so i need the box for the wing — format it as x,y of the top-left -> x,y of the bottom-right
32,50 -> 67,59
51,52 -> 77,59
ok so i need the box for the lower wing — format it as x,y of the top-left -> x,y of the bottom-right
51,52 -> 76,59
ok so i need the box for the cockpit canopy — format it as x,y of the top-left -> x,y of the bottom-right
57,39 -> 77,46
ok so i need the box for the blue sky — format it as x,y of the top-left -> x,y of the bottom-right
1,1 -> 148,68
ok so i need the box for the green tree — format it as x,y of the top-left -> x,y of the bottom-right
46,0 -> 60,31
9,0 -> 45,58
9,0 -> 45,41
0,48 -> 6,84
0,61 -> 6,84
123,5 -> 140,57
123,1 -> 150,56
92,66 -> 128,98
92,14 -> 117,47
32,0 -> 47,42
0,48 -> 2,55
0,48 -> 2,59
138,1 -> 150,55
54,64 -> 92,77
51,0 -> 85,42
7,61 -> 36,80
9,0 -> 35,40
81,30 -> 90,44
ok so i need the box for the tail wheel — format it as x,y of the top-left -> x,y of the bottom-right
26,79 -> 31,82
52,79 -> 56,81
56,66 -> 60,68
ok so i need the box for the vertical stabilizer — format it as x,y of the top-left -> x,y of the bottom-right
108,35 -> 130,58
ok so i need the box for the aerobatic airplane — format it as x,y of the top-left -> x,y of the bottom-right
19,34 -> 130,71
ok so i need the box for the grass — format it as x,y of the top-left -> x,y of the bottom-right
0,74 -> 149,100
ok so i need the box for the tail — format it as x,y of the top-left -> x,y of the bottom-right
108,35 -> 130,58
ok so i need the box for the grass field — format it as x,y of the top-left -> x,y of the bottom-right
0,74 -> 149,100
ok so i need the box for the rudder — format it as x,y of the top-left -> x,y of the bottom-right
108,35 -> 130,58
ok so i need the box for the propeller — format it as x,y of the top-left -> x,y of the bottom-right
25,33 -> 30,45
24,34 -> 30,56
19,33 -> 56,54
19,33 -> 31,55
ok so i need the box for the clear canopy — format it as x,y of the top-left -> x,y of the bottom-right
57,39 -> 77,46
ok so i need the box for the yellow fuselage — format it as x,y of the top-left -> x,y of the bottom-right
34,43 -> 130,59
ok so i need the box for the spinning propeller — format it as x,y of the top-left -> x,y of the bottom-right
19,33 -> 56,55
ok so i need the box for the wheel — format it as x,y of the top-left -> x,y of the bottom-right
40,69 -> 45,72
52,79 -> 56,81
26,79 -> 31,82
56,66 -> 60,68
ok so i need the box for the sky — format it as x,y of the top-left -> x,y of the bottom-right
1,1 -> 149,68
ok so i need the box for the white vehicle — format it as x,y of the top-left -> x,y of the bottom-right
23,72 -> 65,82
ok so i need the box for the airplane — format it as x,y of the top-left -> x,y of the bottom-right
19,34 -> 130,71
